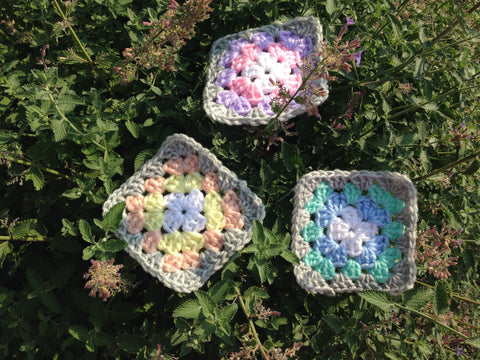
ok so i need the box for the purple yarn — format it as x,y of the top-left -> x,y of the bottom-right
257,97 -> 275,116
216,90 -> 251,116
229,38 -> 250,52
218,50 -> 240,67
252,32 -> 274,50
278,30 -> 313,58
215,68 -> 238,88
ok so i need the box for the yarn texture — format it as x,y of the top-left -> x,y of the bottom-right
291,170 -> 417,296
102,134 -> 265,293
203,17 -> 329,126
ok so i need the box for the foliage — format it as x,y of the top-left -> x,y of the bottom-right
1,0 -> 480,359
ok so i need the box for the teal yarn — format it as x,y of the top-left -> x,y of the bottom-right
382,221 -> 405,241
341,259 -> 362,280
316,257 -> 335,280
304,181 -> 332,213
301,221 -> 324,242
343,182 -> 362,205
303,249 -> 323,267
368,184 -> 405,215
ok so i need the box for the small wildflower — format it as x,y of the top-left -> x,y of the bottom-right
83,259 -> 135,301
353,50 -> 362,66
337,17 -> 355,39
456,347 -> 463,356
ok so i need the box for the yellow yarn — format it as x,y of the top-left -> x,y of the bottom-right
183,172 -> 204,193
205,210 -> 226,231
163,175 -> 186,193
159,231 -> 204,253
180,232 -> 204,252
143,211 -> 165,231
143,193 -> 165,212
203,191 -> 225,230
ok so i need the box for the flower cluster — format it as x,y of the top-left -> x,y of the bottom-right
215,30 -> 313,116
83,259 -> 134,301
416,223 -> 462,279
125,154 -> 245,273
115,0 -> 212,83
302,181 -> 406,283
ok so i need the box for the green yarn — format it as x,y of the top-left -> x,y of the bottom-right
377,248 -> 402,268
369,259 -> 390,283
341,259 -> 362,280
382,221 -> 405,241
301,221 -> 324,242
303,250 -> 323,267
304,181 -> 332,213
343,182 -> 362,205
368,184 -> 405,214
316,257 -> 336,280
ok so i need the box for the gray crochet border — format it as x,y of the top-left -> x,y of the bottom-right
203,16 -> 329,126
102,134 -> 265,293
291,170 -> 417,296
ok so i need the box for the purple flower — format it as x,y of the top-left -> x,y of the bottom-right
252,32 -> 274,50
456,347 -> 463,356
338,16 -> 355,39
216,90 -> 251,116
346,17 -> 355,26
353,50 -> 363,66
460,122 -> 466,128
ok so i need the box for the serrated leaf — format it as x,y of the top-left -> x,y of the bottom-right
10,219 -> 40,240
26,268 -> 45,291
252,220 -> 266,246
208,280 -> 231,303
125,120 -> 139,138
323,314 -> 342,335
78,219 -> 95,243
0,242 -> 13,268
116,334 -> 144,353
433,281 -> 449,316
281,142 -> 295,172
51,119 -> 68,142
98,238 -> 127,252
82,246 -> 96,260
359,291 -> 393,311
382,98 -> 391,115
102,202 -> 126,232
280,250 -> 299,264
195,290 -> 215,317
24,167 -> 45,190
173,299 -> 202,319
41,291 -> 61,313
216,303 -> 238,324
134,149 -> 155,172
402,288 -> 433,310
466,338 -> 480,349
69,325 -> 90,342
326,0 -> 335,16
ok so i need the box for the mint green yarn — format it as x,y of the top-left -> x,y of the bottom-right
343,182 -> 362,205
382,221 -> 405,241
316,257 -> 335,280
341,259 -> 362,280
301,221 -> 324,243
377,248 -> 402,268
369,260 -> 390,283
304,181 -> 332,213
303,250 -> 323,267
368,184 -> 405,214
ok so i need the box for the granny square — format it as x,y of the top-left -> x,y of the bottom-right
102,134 -> 265,293
291,170 -> 417,296
203,16 -> 329,126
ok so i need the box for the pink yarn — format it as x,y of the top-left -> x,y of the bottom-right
229,77 -> 264,106
181,251 -> 201,269
127,210 -> 145,234
142,230 -> 162,253
163,158 -> 184,175
267,43 -> 301,68
203,229 -> 224,251
224,209 -> 244,230
162,253 -> 183,272
202,172 -> 220,193
144,177 -> 166,194
281,74 -> 303,95
231,43 -> 260,72
183,155 -> 200,173
221,190 -> 242,213
125,194 -> 144,212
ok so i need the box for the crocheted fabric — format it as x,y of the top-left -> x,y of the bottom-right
102,134 -> 265,293
291,170 -> 417,296
203,17 -> 328,126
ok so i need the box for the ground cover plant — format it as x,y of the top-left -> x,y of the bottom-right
1,0 -> 480,358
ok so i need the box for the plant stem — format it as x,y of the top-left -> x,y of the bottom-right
235,287 -> 269,360
412,149 -> 480,183
2,155 -> 70,179
0,235 -> 47,242
415,280 -> 480,306
51,0 -> 94,64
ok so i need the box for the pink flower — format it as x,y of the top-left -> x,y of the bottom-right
202,172 -> 220,193
203,229 -> 224,251
142,230 -> 162,253
144,177 -> 166,193
127,210 -> 145,234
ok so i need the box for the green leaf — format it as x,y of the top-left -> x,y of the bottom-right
82,246 -> 96,260
0,242 -> 13,267
134,149 -> 155,172
125,120 -> 139,138
216,303 -> 238,324
359,291 -> 393,311
323,314 -> 342,335
102,202 -> 126,232
173,299 -> 202,319
98,238 -> 127,252
78,219 -> 95,244
433,281 -> 449,316
466,338 -> 480,349
402,288 -> 433,310
69,325 -> 90,342
252,220 -> 266,246
41,291 -> 61,313
280,250 -> 299,264
208,280 -> 231,303
24,167 -> 45,190
50,119 -> 68,141
116,334 -> 145,353
326,0 -> 336,16
26,268 -> 45,291
195,290 -> 216,317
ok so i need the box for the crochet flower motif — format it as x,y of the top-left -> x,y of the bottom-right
124,154 -> 245,273
302,181 -> 406,283
215,30 -> 312,116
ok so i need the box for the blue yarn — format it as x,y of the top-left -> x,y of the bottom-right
313,235 -> 338,255
315,208 -> 336,228
355,241 -> 377,269
327,246 -> 348,268
326,192 -> 348,215
373,235 -> 390,255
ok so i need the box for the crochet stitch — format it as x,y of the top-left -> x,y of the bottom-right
103,134 -> 265,293
203,17 -> 329,126
291,170 -> 417,296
